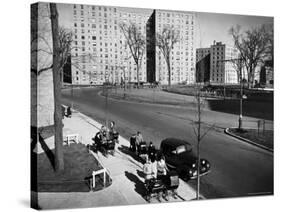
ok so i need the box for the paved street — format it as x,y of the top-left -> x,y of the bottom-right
62,87 -> 273,199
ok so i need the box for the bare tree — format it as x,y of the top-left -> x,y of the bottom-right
265,23 -> 274,67
50,3 -> 64,171
31,25 -> 73,76
119,22 -> 146,88
229,24 -> 273,88
31,3 -> 73,172
156,26 -> 180,87
191,85 -> 215,200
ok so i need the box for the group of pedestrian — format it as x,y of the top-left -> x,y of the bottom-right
130,131 -> 144,153
93,121 -> 118,145
93,124 -> 169,182
143,153 -> 169,183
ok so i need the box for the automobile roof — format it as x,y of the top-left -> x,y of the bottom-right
161,138 -> 191,147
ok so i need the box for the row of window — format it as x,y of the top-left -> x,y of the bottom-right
73,5 -> 117,12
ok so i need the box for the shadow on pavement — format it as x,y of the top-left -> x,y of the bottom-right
118,145 -> 145,164
136,169 -> 145,179
125,171 -> 146,199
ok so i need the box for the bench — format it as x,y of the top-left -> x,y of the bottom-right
64,133 -> 80,146
91,168 -> 107,188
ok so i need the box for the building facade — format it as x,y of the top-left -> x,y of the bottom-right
71,4 -> 151,85
196,48 -> 210,63
260,59 -> 274,87
209,41 -> 239,85
147,9 -> 196,85
195,48 -> 211,83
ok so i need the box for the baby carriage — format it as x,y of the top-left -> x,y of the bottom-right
144,178 -> 166,202
138,141 -> 148,162
145,171 -> 180,202
93,131 -> 115,157
162,171 -> 180,200
104,139 -> 116,156
129,135 -> 137,152
110,131 -> 119,144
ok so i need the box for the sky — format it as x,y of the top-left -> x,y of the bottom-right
195,12 -> 273,48
57,3 -> 273,49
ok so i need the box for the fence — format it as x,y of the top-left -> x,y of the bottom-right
242,119 -> 273,133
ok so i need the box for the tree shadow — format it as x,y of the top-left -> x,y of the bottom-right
30,126 -> 55,171
124,171 -> 146,199
38,133 -> 55,170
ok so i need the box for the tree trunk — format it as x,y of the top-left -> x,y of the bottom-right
50,3 -> 64,172
167,59 -> 171,87
136,63 -> 140,89
247,69 -> 251,89
196,93 -> 201,200
123,68 -> 126,98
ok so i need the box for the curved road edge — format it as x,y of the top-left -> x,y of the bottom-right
224,128 -> 273,153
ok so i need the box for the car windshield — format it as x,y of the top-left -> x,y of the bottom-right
176,144 -> 192,154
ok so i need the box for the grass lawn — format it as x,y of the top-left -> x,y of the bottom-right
102,87 -> 273,121
33,142 -> 111,192
228,128 -> 273,150
103,87 -> 197,107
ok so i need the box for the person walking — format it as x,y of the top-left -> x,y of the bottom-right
135,131 -> 144,153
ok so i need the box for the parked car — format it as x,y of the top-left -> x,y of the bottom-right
160,138 -> 211,180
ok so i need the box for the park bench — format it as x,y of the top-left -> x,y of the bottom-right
63,133 -> 80,146
91,168 -> 107,189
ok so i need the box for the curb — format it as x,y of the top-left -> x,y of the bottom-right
224,128 -> 273,153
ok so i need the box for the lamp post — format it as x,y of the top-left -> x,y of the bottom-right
238,58 -> 243,130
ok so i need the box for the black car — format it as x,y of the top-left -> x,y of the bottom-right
160,138 -> 210,180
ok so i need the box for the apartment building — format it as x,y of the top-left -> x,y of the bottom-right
147,9 -> 196,85
209,41 -> 239,84
71,4 -> 151,85
118,8 -> 152,84
195,48 -> 211,83
196,48 -> 210,63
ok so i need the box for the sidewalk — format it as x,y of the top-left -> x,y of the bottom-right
37,110 -> 198,209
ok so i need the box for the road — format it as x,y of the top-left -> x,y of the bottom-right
62,87 -> 273,199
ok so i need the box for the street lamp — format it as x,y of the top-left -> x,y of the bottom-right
238,58 -> 243,130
